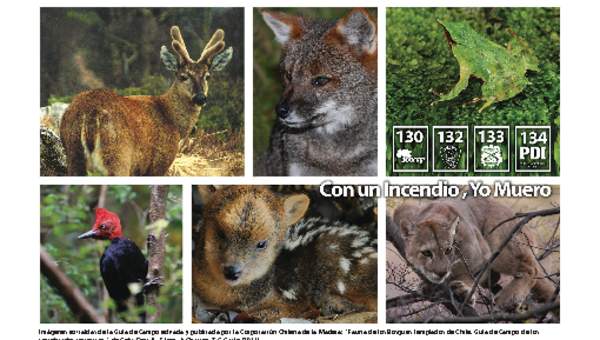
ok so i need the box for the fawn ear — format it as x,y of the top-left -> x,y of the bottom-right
334,9 -> 377,55
282,194 -> 310,226
160,46 -> 179,72
261,10 -> 304,45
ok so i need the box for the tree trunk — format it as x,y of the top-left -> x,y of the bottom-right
96,185 -> 111,321
145,185 -> 169,322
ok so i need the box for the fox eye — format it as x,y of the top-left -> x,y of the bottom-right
421,250 -> 433,258
445,247 -> 453,255
256,240 -> 268,250
311,75 -> 331,87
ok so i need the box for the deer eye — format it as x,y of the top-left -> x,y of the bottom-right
178,74 -> 190,81
311,75 -> 331,87
421,250 -> 433,258
445,247 -> 453,255
256,240 -> 268,250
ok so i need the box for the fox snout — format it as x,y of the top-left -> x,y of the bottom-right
276,99 -> 290,119
275,95 -> 327,129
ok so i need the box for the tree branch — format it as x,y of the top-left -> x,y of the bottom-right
40,248 -> 106,323
390,301 -> 560,323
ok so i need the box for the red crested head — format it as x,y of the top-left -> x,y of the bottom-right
78,208 -> 123,241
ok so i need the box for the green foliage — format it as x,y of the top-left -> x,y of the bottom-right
65,10 -> 103,27
119,75 -> 170,96
386,8 -> 560,175
199,77 -> 244,132
40,185 -> 182,323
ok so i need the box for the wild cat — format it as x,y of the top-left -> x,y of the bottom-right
257,9 -> 377,176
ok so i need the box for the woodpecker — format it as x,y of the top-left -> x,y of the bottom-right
78,208 -> 148,320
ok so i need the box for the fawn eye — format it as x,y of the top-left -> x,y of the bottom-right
421,250 -> 433,258
445,247 -> 453,255
256,240 -> 268,250
311,75 -> 331,87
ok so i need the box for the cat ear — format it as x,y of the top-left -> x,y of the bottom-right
392,204 -> 418,239
261,10 -> 304,45
449,216 -> 460,236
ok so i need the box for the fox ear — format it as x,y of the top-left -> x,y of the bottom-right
335,9 -> 377,55
282,194 -> 310,226
261,10 -> 303,45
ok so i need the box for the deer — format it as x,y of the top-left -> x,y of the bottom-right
60,25 -> 233,176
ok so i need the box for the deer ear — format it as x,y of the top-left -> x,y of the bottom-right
335,9 -> 377,55
160,45 -> 178,72
282,194 -> 310,226
210,46 -> 233,72
261,10 -> 303,45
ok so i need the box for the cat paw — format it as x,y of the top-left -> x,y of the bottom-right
449,280 -> 474,305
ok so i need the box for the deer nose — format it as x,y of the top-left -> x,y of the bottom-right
223,265 -> 242,281
192,93 -> 207,106
276,101 -> 290,118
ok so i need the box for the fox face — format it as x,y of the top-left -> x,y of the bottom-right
262,9 -> 377,134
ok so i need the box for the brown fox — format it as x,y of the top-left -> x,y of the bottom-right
256,9 -> 377,176
60,26 -> 232,176
192,186 -> 377,322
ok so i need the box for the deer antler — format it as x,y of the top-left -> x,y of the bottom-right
170,26 -> 194,64
199,29 -> 225,63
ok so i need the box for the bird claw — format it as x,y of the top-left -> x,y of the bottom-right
144,277 -> 163,292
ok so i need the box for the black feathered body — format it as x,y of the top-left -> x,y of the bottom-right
100,237 -> 148,313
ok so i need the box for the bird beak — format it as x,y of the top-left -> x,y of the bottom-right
78,229 -> 97,240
